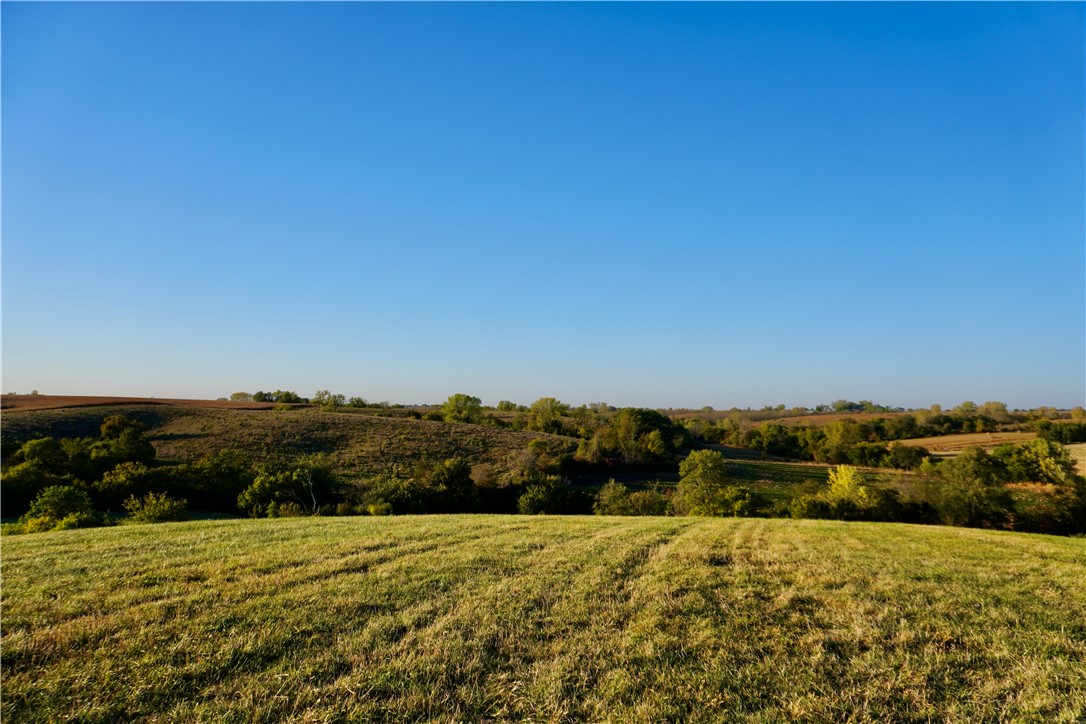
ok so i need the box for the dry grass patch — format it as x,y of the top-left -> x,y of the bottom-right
895,431 -> 1036,454
3,516 -> 1084,722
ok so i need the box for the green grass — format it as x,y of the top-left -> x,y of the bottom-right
3,516 -> 1084,722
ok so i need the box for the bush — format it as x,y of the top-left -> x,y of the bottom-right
595,480 -> 670,516
931,448 -> 1014,528
124,492 -> 190,523
15,486 -> 106,533
672,450 -> 763,516
237,455 -> 335,517
517,476 -> 591,514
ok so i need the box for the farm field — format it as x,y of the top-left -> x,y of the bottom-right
1068,443 -> 1086,475
0,394 -> 287,412
895,431 -> 1036,455
3,516 -> 1084,722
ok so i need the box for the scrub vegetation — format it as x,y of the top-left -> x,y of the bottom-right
2,396 -> 1084,535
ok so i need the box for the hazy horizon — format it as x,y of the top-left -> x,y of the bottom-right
4,3 -> 1083,410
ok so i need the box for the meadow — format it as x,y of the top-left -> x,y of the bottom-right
3,515 -> 1084,722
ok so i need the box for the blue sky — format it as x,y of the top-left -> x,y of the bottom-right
3,3 -> 1083,409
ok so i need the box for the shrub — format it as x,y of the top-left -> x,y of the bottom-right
517,476 -> 590,514
15,486 -> 106,533
931,447 -> 1014,528
124,492 -> 190,523
672,450 -> 762,516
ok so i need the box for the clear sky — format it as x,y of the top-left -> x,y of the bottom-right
3,2 -> 1083,410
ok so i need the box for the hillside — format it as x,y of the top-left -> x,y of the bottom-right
1,403 -> 575,481
3,516 -> 1084,721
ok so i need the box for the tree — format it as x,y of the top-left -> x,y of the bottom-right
991,438 -> 1079,485
933,447 -> 1013,528
229,392 -> 253,402
672,449 -> 760,516
312,390 -> 346,411
528,397 -> 568,435
428,457 -> 477,512
15,437 -> 67,470
95,461 -> 156,508
237,455 -> 335,517
17,486 -> 105,533
441,394 -> 483,424
497,400 -> 517,412
825,465 -> 873,509
594,480 -> 668,516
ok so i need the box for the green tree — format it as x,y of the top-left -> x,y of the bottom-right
15,437 -> 67,470
528,397 -> 569,435
933,447 -> 1013,528
441,393 -> 483,424
17,486 -> 105,533
312,390 -> 346,411
428,457 -> 477,512
237,455 -> 335,517
992,438 -> 1079,485
673,450 -> 760,516
229,392 -> 253,402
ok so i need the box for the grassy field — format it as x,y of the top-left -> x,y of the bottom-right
1068,443 -> 1086,475
3,516 -> 1084,722
1,404 -> 573,482
895,431 -> 1036,455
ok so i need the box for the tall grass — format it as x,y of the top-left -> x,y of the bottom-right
3,516 -> 1084,721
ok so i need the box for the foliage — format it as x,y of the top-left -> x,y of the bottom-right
577,408 -> 689,466
930,447 -> 1014,528
528,397 -> 569,435
312,390 -> 346,411
1036,421 -> 1086,444
237,455 -> 336,517
252,390 -> 305,404
991,438 -> 1079,485
441,394 -> 483,424
788,465 -> 910,522
124,492 -> 190,523
516,475 -> 584,514
672,449 -> 764,517
593,480 -> 669,516
12,486 -> 106,534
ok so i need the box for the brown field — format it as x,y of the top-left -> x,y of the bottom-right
668,410 -> 913,426
1067,443 -> 1086,475
0,394 -> 293,412
895,431 -> 1036,453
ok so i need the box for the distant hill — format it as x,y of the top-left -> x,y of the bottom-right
1,400 -> 575,481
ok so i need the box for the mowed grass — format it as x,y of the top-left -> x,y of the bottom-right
3,517 -> 1084,722
1068,442 -> 1086,475
896,432 -> 1036,455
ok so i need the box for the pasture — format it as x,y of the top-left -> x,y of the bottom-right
895,431 -> 1036,455
3,516 -> 1084,722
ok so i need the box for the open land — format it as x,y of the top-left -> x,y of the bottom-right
2,515 -> 1084,722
